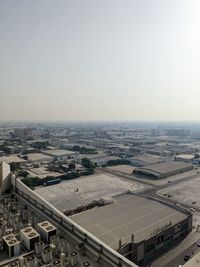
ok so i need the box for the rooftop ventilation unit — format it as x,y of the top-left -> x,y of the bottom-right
49,243 -> 57,257
25,256 -> 37,267
18,256 -> 25,267
3,234 -> 20,257
82,261 -> 92,267
51,259 -> 61,267
5,230 -> 12,236
41,248 -> 53,264
9,261 -> 19,267
50,235 -> 59,247
60,241 -> 69,256
20,227 -> 40,251
60,253 -> 65,265
70,252 -> 79,266
5,234 -> 15,241
35,241 -> 44,255
37,221 -> 57,243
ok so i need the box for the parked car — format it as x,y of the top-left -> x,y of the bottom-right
184,255 -> 190,261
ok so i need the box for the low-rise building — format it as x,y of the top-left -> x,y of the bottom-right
175,154 -> 195,163
71,193 -> 192,266
129,155 -> 165,167
0,155 -> 26,164
42,149 -> 76,160
90,156 -> 121,166
27,153 -> 54,163
134,161 -> 194,179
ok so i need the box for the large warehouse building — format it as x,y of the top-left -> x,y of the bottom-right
133,160 -> 194,179
129,155 -> 165,167
70,193 -> 192,266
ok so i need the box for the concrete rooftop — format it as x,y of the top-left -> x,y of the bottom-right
70,193 -> 187,250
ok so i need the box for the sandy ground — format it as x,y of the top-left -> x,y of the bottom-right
106,164 -> 135,174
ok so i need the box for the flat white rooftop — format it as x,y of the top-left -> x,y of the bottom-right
42,149 -> 75,156
71,194 -> 188,250
0,155 -> 26,164
27,153 -> 53,162
35,173 -> 146,212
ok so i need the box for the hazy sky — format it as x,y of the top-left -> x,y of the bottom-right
1,0 -> 200,121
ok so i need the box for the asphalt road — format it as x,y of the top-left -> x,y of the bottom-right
165,241 -> 200,267
104,168 -> 200,207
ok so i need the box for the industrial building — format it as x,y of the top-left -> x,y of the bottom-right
129,155 -> 165,167
13,128 -> 33,139
0,193 -> 134,267
42,149 -> 76,160
134,161 -> 194,179
26,153 -> 54,163
174,154 -> 195,163
71,193 -> 192,266
0,155 -> 26,164
0,170 -> 137,267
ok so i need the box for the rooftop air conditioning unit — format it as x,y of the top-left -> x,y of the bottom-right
20,227 -> 40,251
60,253 -> 65,265
9,261 -> 19,267
70,252 -> 79,266
5,230 -> 12,236
34,241 -> 44,255
37,221 -> 57,243
60,241 -> 69,256
50,235 -> 59,247
49,243 -> 57,257
25,256 -> 37,267
18,256 -> 25,267
3,234 -> 20,257
51,259 -> 61,267
41,248 -> 53,264
82,261 -> 92,267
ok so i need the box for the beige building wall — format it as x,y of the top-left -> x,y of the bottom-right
0,161 -> 11,194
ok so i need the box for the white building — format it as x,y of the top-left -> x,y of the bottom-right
42,150 -> 76,160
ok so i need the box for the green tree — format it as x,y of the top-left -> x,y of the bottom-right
18,170 -> 29,177
81,158 -> 94,170
69,162 -> 76,170
10,162 -> 20,172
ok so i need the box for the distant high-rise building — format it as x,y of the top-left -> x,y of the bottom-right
190,129 -> 200,139
166,128 -> 190,137
14,128 -> 33,138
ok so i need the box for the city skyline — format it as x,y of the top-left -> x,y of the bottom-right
1,0 -> 200,121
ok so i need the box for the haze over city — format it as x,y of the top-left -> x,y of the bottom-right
2,2 -> 200,267
1,0 -> 200,122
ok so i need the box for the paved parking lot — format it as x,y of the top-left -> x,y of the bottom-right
158,175 -> 200,207
35,173 -> 146,212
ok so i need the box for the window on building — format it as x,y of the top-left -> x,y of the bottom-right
157,234 -> 164,245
